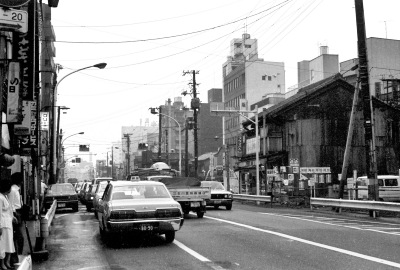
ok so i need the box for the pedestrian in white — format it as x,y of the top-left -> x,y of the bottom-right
8,173 -> 24,267
0,180 -> 16,270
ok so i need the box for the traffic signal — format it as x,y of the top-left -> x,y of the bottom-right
187,117 -> 194,130
79,145 -> 89,152
138,143 -> 149,150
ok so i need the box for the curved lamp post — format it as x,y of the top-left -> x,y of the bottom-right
50,63 -> 107,184
58,131 -> 84,182
150,110 -> 181,176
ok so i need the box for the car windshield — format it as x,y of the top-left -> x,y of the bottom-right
89,184 -> 97,193
111,185 -> 171,200
50,184 -> 75,193
201,181 -> 225,190
97,182 -> 108,194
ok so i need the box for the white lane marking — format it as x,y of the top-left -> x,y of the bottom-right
262,213 -> 400,233
365,227 -> 400,230
205,216 -> 400,269
174,240 -> 210,262
260,213 -> 363,231
281,214 -> 398,226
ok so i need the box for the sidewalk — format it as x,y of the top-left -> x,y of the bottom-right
16,219 -> 43,270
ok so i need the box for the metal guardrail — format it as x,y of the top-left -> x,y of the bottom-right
310,198 -> 400,213
233,194 -> 271,202
41,200 -> 57,237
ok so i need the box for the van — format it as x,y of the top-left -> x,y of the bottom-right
357,175 -> 400,202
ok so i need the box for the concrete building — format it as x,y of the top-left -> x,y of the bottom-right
222,33 -> 285,147
287,46 -> 339,98
341,38 -> 400,104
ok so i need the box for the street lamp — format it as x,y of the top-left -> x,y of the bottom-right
150,108 -> 181,176
50,62 -> 107,184
58,131 -> 84,182
111,146 -> 119,179
211,105 -> 260,201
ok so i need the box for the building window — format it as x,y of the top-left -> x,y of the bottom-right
268,76 -> 272,81
245,44 -> 251,48
262,75 -> 266,81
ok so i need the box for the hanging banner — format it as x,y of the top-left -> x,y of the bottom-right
6,61 -> 22,123
14,100 -> 31,135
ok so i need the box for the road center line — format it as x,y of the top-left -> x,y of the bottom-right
174,240 -> 210,262
205,216 -> 400,269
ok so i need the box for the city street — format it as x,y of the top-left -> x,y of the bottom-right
33,202 -> 400,270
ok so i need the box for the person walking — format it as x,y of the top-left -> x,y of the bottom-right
39,180 -> 48,212
8,173 -> 24,267
0,180 -> 16,270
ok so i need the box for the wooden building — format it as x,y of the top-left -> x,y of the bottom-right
238,74 -> 400,196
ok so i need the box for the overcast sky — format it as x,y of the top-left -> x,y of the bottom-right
49,0 -> 400,161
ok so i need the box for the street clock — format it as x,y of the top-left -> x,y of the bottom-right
0,0 -> 30,7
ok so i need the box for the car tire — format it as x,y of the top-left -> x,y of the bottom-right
86,205 -> 91,212
164,231 -> 175,243
226,204 -> 232,210
94,211 -> 98,219
214,205 -> 219,209
73,203 -> 79,212
196,211 -> 204,218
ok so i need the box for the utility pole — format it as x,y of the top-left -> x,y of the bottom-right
185,118 -> 189,177
165,129 -> 169,165
124,133 -> 132,176
158,106 -> 162,161
183,70 -> 200,178
354,0 -> 378,206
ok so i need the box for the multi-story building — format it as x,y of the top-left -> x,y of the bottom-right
222,33 -> 285,146
287,46 -> 339,98
341,37 -> 400,105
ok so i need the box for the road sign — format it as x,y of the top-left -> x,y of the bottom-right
0,7 -> 28,33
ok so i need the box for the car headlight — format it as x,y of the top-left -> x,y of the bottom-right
90,196 -> 94,200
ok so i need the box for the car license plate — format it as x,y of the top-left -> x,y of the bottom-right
58,203 -> 66,207
140,224 -> 153,231
213,200 -> 221,204
190,202 -> 200,207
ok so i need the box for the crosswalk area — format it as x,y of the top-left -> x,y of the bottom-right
261,213 -> 400,236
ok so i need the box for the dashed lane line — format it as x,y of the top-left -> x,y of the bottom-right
205,216 -> 400,269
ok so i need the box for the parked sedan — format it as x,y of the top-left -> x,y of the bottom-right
43,183 -> 79,212
93,181 -> 109,219
84,184 -> 97,212
97,181 -> 184,244
200,181 -> 233,210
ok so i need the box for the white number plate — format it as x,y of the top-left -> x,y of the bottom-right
190,202 -> 200,207
213,200 -> 221,204
58,203 -> 66,207
140,224 -> 153,231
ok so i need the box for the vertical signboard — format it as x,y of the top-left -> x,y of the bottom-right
14,100 -> 30,135
6,61 -> 22,122
12,1 -> 34,100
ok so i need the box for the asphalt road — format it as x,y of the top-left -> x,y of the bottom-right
33,202 -> 400,270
